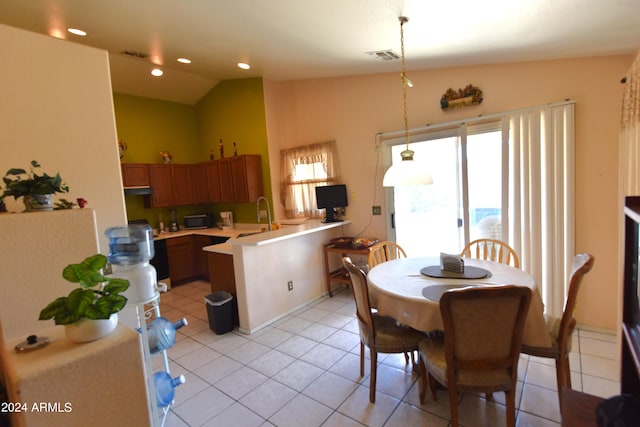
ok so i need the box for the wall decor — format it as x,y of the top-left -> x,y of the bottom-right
440,84 -> 483,111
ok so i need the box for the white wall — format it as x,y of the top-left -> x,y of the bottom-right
0,24 -> 127,253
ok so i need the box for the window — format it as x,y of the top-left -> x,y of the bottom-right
280,141 -> 340,219
382,101 -> 575,318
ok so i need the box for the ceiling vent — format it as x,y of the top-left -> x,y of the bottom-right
122,49 -> 150,59
366,50 -> 400,61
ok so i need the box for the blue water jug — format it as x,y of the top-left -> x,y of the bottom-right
153,371 -> 186,407
138,317 -> 188,353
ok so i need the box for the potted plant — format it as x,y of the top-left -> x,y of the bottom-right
1,160 -> 69,211
39,254 -> 130,342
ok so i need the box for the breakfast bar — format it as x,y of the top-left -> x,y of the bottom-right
203,220 -> 350,334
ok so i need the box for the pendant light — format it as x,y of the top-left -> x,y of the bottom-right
382,16 -> 433,187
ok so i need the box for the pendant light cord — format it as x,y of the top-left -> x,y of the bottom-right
399,16 -> 410,153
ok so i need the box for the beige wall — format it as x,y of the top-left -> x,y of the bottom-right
264,55 -> 632,331
0,24 -> 126,253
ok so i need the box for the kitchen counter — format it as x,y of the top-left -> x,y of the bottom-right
153,225 -> 262,241
202,219 -> 348,255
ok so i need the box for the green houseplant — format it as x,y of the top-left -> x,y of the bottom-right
1,160 -> 69,210
39,254 -> 129,342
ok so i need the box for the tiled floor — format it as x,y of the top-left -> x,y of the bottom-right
156,280 -> 620,427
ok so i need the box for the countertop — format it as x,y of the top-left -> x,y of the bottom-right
153,225 -> 262,241
203,219 -> 351,255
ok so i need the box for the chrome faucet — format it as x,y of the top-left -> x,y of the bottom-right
256,196 -> 272,231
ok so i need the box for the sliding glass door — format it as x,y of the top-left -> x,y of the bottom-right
385,122 -> 505,257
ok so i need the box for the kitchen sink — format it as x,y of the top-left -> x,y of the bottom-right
236,231 -> 264,238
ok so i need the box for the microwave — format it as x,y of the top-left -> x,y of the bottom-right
184,214 -> 213,229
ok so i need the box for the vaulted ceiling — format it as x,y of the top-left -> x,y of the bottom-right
2,0 -> 639,105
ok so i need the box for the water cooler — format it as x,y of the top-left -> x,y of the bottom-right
105,224 -> 158,329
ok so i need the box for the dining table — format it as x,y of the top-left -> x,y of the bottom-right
366,256 -> 553,348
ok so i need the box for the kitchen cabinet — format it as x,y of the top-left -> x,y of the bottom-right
171,164 -> 193,206
206,161 -> 222,202
231,155 -> 263,201
205,155 -> 263,203
190,163 -> 209,205
208,252 -> 236,296
192,235 -> 213,280
218,158 -> 234,202
121,163 -> 150,187
148,164 -> 175,207
166,236 -> 194,283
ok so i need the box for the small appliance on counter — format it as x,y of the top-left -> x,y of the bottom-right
169,209 -> 179,232
184,213 -> 214,229
220,211 -> 234,229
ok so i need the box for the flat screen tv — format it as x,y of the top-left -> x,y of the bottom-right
315,184 -> 348,223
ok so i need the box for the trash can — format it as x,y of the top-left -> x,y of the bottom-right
205,291 -> 235,335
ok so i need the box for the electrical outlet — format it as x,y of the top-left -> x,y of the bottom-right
259,209 -> 267,218
287,281 -> 293,291
372,206 -> 382,215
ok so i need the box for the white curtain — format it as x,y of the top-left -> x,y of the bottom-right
620,53 -> 640,196
280,141 -> 340,219
508,102 -> 575,318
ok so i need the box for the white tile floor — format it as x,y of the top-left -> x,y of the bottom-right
156,280 -> 620,427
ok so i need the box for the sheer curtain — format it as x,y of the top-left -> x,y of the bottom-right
620,53 -> 640,196
280,141 -> 340,219
508,102 -> 575,318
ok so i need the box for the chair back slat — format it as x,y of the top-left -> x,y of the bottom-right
557,253 -> 595,348
461,238 -> 520,268
368,241 -> 407,269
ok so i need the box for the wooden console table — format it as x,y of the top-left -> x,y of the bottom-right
323,243 -> 372,297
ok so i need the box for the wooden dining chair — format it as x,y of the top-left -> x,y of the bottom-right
418,285 -> 532,427
366,241 -> 415,365
368,241 -> 407,269
521,253 -> 594,409
460,238 -> 520,268
342,256 -> 425,403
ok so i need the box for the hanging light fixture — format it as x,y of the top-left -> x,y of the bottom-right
383,16 -> 433,187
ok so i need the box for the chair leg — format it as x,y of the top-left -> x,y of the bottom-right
505,389 -> 516,427
448,384 -> 459,427
404,351 -> 409,364
429,372 -> 438,401
418,355 -> 427,404
556,355 -> 571,411
369,349 -> 378,403
359,342 -> 365,377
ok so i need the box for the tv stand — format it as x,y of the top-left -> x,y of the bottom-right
322,208 -> 343,223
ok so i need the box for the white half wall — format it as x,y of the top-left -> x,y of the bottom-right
0,24 -> 127,253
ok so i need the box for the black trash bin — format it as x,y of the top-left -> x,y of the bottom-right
205,291 -> 235,334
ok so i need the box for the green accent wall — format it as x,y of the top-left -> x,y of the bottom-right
112,78 -> 272,227
195,78 -> 272,223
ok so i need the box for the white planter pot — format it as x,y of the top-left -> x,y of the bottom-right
23,194 -> 54,211
65,313 -> 118,343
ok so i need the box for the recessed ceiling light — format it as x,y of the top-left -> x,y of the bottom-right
177,58 -> 191,64
237,62 -> 251,70
151,68 -> 164,77
67,28 -> 87,37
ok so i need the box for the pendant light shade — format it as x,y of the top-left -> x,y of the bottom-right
382,16 -> 433,187
382,149 -> 433,186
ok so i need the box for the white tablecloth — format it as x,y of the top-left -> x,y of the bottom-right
367,256 -> 552,348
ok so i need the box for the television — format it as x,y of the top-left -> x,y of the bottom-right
315,184 -> 348,223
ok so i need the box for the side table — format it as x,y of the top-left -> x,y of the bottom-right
323,243 -> 372,297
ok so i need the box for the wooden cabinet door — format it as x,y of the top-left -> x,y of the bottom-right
171,164 -> 193,206
218,158 -> 234,202
190,163 -> 209,205
192,235 -> 212,280
206,161 -> 222,202
121,163 -> 150,187
148,165 -> 174,207
166,236 -> 194,283
231,155 -> 263,201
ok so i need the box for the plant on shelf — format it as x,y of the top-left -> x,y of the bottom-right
1,160 -> 69,210
39,254 -> 129,325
